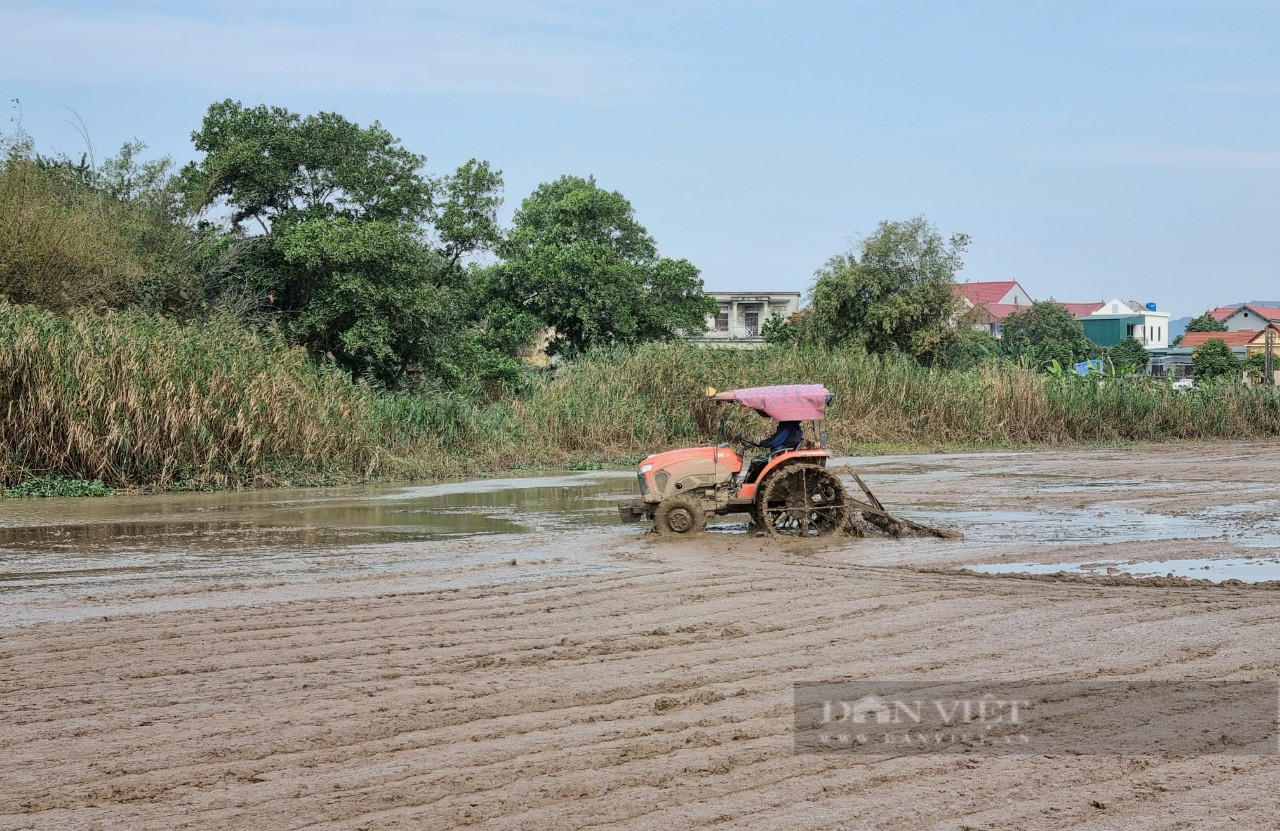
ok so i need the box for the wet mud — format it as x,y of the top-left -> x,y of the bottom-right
3,442 -> 1280,829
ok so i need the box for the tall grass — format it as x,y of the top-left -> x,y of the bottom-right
0,304 -> 455,488
5,310 -> 1280,491
508,343 -> 1280,454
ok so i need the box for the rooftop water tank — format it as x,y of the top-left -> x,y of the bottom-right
1145,302 -> 1157,311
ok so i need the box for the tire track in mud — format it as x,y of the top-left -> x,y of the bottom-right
3,543 -> 1279,831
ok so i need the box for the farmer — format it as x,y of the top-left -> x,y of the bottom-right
740,420 -> 804,482
756,420 -> 804,453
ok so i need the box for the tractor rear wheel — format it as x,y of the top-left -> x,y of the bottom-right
654,496 -> 707,535
756,464 -> 848,537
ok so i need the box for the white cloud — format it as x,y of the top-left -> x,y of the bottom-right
0,0 -> 696,106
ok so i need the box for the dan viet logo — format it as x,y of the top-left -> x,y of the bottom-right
815,692 -> 1031,747
795,678 -> 1278,755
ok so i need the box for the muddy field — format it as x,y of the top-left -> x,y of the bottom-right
3,443 -> 1280,830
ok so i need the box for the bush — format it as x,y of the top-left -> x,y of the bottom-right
3,476 -> 113,497
0,136 -> 203,313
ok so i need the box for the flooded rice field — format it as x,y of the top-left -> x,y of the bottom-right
4,446 -> 1280,627
0,472 -> 641,625
4,442 -> 1280,831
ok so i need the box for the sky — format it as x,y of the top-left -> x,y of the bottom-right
3,0 -> 1278,319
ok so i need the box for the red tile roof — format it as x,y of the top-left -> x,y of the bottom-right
954,281 -> 1022,306
1051,301 -> 1105,318
1210,304 -> 1280,323
964,302 -> 1031,323
1179,331 -> 1263,348
1239,304 -> 1280,322
982,303 -> 1032,322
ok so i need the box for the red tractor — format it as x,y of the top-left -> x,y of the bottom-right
617,384 -> 851,536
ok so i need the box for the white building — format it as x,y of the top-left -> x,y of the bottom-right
693,291 -> 802,346
1089,298 -> 1172,349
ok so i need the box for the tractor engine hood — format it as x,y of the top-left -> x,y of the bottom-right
640,446 -> 741,473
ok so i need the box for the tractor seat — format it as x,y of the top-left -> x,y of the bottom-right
744,446 -> 799,484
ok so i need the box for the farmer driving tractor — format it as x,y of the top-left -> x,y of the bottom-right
617,384 -> 848,536
737,419 -> 804,484
617,383 -> 961,540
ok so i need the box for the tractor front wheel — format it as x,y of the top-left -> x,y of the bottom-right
654,497 -> 707,535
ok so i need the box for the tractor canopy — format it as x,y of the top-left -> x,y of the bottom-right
712,384 -> 833,421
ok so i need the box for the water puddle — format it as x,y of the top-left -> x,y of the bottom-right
898,503 -> 1280,547
0,471 -> 639,624
967,556 -> 1280,584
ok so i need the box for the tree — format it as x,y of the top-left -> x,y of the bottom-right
801,216 -> 968,365
181,101 -> 432,232
1173,311 -> 1227,346
1000,301 -> 1096,368
1191,338 -> 1240,381
485,175 -> 713,357
1108,337 -> 1150,373
434,159 -> 503,271
761,310 -> 802,345
180,100 -> 504,386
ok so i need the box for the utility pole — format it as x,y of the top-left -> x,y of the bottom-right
1267,327 -> 1276,386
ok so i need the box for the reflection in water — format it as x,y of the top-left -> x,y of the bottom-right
0,472 -> 639,619
968,557 -> 1280,584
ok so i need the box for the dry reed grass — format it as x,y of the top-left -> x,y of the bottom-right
6,313 -> 1280,491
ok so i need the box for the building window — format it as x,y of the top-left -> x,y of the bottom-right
714,306 -> 729,331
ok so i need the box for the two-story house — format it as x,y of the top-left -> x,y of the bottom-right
1081,299 -> 1171,349
692,291 -> 802,346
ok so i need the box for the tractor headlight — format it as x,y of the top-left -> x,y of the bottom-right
639,463 -> 653,474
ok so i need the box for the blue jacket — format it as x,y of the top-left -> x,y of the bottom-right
760,421 -> 804,452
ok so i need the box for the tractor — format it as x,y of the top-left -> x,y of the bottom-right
617,384 -> 851,536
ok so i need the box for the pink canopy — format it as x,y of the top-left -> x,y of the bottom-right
714,384 -> 832,421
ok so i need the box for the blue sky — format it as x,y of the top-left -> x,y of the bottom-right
3,0 -> 1278,318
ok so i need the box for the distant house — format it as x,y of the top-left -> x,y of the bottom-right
1153,325 -> 1280,380
953,280 -> 1033,337
1179,325 -> 1280,356
692,291 -> 802,346
954,280 -> 1033,308
1209,304 -> 1280,332
1082,299 -> 1171,349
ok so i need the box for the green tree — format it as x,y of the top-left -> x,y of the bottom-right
1173,311 -> 1227,346
435,158 -> 504,271
761,310 -> 801,345
181,100 -> 504,386
801,216 -> 968,365
1191,338 -> 1240,381
1000,301 -> 1096,368
485,175 -> 713,357
1108,336 -> 1150,373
